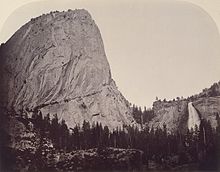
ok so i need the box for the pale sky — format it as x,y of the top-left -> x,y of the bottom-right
0,0 -> 220,108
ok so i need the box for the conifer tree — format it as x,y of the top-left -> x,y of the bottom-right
60,119 -> 69,151
50,114 -> 60,148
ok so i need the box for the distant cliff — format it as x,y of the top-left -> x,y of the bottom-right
148,81 -> 220,132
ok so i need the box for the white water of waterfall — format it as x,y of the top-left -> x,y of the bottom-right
188,102 -> 201,130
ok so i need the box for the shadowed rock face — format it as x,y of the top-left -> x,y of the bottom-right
149,98 -> 219,133
149,82 -> 220,132
193,96 -> 220,128
0,9 -> 135,130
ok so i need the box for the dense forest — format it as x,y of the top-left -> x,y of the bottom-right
3,109 -> 218,171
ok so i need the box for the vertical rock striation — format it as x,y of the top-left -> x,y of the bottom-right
148,82 -> 220,132
148,100 -> 188,132
0,9 -> 135,130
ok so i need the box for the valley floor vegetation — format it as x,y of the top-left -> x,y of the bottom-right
1,109 -> 220,171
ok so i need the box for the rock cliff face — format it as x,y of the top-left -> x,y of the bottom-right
148,100 -> 188,132
149,82 -> 220,132
0,9 -> 135,130
193,96 -> 220,128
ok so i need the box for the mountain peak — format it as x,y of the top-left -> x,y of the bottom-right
30,9 -> 92,23
0,9 -> 135,130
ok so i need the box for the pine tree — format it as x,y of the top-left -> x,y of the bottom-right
82,120 -> 91,149
103,126 -> 110,147
50,114 -> 60,148
60,119 -> 69,151
72,125 -> 80,149
43,113 -> 50,137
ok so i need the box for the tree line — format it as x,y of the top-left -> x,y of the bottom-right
132,105 -> 154,125
30,110 -> 220,170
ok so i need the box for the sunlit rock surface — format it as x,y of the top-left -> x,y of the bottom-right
0,9 -> 135,130
148,83 -> 220,132
148,100 -> 188,132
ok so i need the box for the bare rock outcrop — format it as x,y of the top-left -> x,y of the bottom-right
193,96 -> 220,128
149,82 -> 220,132
148,100 -> 188,132
0,9 -> 135,130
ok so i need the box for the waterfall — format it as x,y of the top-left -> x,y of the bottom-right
188,102 -> 201,130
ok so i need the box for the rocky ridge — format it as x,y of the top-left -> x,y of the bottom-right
148,82 -> 220,132
0,9 -> 135,130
